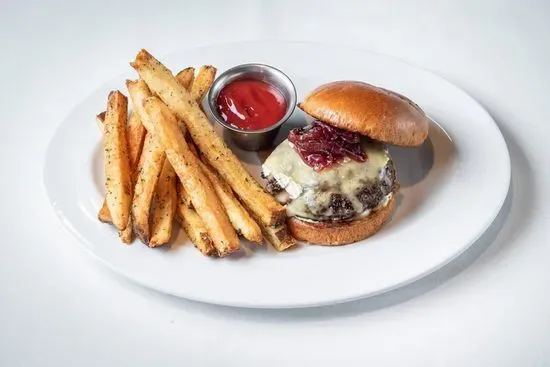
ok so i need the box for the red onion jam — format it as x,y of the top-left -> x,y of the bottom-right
288,121 -> 367,171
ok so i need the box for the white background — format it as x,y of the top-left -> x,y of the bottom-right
2,0 -> 549,366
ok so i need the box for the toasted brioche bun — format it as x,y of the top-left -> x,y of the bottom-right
288,196 -> 395,246
298,81 -> 429,147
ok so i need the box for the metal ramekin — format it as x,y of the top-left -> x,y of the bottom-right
206,63 -> 296,151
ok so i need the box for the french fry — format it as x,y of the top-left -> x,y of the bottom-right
200,160 -> 262,243
130,49 -> 285,227
146,78 -> 180,246
142,96 -> 239,256
118,221 -> 134,244
258,221 -> 297,252
98,203 -> 112,223
96,112 -> 113,224
130,133 -> 165,244
191,65 -> 216,103
118,111 -> 147,243
176,67 -> 195,90
177,179 -> 193,208
126,79 -> 154,133
125,79 -> 168,245
175,68 -> 196,135
176,182 -> 216,256
127,78 -> 177,246
175,209 -> 217,256
103,91 -> 132,231
96,111 -> 146,243
182,129 -> 261,243
96,112 -> 145,192
189,127 -> 293,250
126,111 -> 147,168
149,159 -> 177,247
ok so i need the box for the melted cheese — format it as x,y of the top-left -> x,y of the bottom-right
262,139 -> 390,220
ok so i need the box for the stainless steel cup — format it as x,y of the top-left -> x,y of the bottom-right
206,63 -> 296,151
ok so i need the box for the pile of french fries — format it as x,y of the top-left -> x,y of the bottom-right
97,49 -> 296,257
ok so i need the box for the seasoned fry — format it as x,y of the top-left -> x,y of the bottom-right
118,111 -> 146,242
96,112 -> 113,224
131,49 -> 285,227
143,96 -> 239,256
149,159 -> 177,247
127,80 -> 174,246
183,132 -> 261,243
126,111 -> 147,168
258,221 -> 297,252
176,210 -> 216,255
97,203 -> 111,223
96,110 -> 146,243
200,160 -> 262,243
118,222 -> 133,244
191,65 -> 216,103
97,110 -> 144,166
103,91 -> 132,231
126,79 -> 154,133
131,133 -> 165,244
176,179 -> 193,208
175,209 -> 217,256
179,141 -> 231,251
125,79 -> 167,244
176,182 -> 216,256
176,67 -> 195,90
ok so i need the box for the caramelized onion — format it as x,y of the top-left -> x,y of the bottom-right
288,121 -> 367,171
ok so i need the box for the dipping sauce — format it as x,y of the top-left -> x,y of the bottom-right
216,79 -> 287,130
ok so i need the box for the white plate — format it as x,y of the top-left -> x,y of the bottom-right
44,41 -> 510,308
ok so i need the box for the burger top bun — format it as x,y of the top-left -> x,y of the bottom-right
298,81 -> 429,147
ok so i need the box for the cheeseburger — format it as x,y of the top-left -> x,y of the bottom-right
261,81 -> 429,245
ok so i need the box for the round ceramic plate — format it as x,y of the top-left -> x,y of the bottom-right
44,41 -> 510,308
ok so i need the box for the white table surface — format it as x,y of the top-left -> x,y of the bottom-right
2,1 -> 549,366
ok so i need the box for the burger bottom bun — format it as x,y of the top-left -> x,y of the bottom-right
288,196 -> 395,246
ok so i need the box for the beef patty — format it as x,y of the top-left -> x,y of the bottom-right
265,159 -> 398,222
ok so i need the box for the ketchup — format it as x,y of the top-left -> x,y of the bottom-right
216,79 -> 287,130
